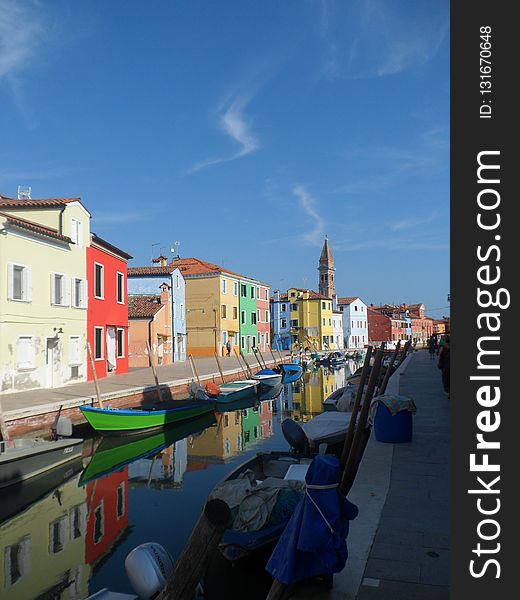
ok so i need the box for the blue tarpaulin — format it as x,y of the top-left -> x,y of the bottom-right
256,368 -> 277,375
265,455 -> 358,585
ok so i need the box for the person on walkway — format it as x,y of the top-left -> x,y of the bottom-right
225,340 -> 232,357
428,336 -> 437,360
437,335 -> 450,398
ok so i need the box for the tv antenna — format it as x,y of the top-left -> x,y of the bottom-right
171,241 -> 181,258
17,185 -> 31,200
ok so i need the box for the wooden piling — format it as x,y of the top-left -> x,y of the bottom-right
87,342 -> 103,409
257,349 -> 268,369
378,341 -> 401,395
234,349 -> 248,379
214,352 -> 225,384
268,345 -> 279,367
340,348 -> 384,495
240,352 -> 254,378
0,399 -> 11,444
147,341 -> 164,403
188,354 -> 201,385
253,348 -> 264,369
156,499 -> 232,600
340,345 -> 373,470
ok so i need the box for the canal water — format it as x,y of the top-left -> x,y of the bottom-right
1,360 -> 362,600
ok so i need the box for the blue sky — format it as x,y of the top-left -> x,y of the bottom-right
0,0 -> 449,316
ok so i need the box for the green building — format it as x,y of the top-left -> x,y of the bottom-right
239,279 -> 258,355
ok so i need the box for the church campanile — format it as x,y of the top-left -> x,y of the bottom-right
318,237 -> 335,298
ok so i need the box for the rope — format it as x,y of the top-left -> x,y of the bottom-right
305,490 -> 336,534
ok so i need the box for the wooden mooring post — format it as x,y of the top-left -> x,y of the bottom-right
87,342 -> 103,408
378,340 -> 401,396
147,341 -> 164,403
234,349 -> 249,379
214,352 -> 225,384
188,354 -> 201,385
156,499 -> 232,600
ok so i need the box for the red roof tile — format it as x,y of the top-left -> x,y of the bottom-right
0,212 -> 72,243
128,295 -> 165,318
337,297 -> 360,305
0,195 -> 81,209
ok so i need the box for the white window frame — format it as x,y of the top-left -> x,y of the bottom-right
7,262 -> 32,302
241,310 -> 246,325
72,277 -> 87,309
70,218 -> 82,246
233,281 -> 238,296
51,272 -> 69,306
116,271 -> 125,304
94,263 -> 104,299
116,328 -> 125,358
16,335 -> 35,370
222,278 -> 227,294
94,326 -> 104,360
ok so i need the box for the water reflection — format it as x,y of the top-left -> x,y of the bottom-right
0,363 -> 361,599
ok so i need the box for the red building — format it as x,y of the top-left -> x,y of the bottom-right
87,233 -> 132,380
256,283 -> 271,352
85,469 -> 129,567
367,307 -> 407,344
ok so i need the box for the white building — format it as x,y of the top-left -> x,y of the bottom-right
331,310 -> 345,350
337,297 -> 368,349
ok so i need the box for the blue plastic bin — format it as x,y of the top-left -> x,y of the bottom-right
374,402 -> 413,443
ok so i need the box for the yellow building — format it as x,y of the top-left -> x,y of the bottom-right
0,472 -> 89,599
291,368 -> 338,421
0,195 -> 90,393
188,410 -> 243,462
287,288 -> 334,351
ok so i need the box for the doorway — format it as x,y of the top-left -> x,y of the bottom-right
45,337 -> 59,388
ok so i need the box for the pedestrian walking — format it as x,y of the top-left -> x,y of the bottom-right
225,339 -> 232,357
428,336 -> 437,360
437,335 -> 450,398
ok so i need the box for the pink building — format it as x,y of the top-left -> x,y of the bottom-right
256,283 -> 271,352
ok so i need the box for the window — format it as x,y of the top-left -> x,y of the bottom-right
257,332 -> 261,345
265,310 -> 269,323
94,263 -> 104,298
116,483 -> 125,519
17,336 -> 35,369
222,278 -> 227,294
250,287 -> 254,299
222,331 -> 227,345
69,336 -> 81,364
256,287 -> 260,299
221,304 -> 227,319
49,516 -> 68,554
176,275 -> 180,288
234,332 -> 239,345
290,303 -> 298,312
233,281 -> 238,296
233,306 -> 238,320
290,292 -> 295,297
241,284 -> 247,297
117,329 -> 125,358
94,327 -> 104,359
266,333 -> 269,346
281,318 -> 287,328
251,312 -> 257,325
51,273 -> 68,305
241,310 -> 246,325
93,501 -> 104,544
8,263 -> 32,301
281,303 -> 286,312
117,272 -> 124,304
5,536 -> 31,587
70,504 -> 86,539
71,218 -> 82,245
322,302 -> 326,309
72,277 -> 87,308
354,305 -> 358,311
241,336 -> 245,349
291,319 -> 298,327
329,319 -> 332,326
323,318 -> 326,326
257,309 -> 260,322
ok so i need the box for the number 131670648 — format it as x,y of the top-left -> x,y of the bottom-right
480,26 -> 492,119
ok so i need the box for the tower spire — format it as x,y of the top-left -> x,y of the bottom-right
318,237 -> 335,298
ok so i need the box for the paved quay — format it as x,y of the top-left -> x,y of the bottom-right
293,350 -> 450,600
0,353 -> 286,428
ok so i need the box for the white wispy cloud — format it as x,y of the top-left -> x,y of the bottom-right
293,184 -> 325,246
187,93 -> 260,174
317,0 -> 449,81
0,1 -> 47,79
389,212 -> 440,231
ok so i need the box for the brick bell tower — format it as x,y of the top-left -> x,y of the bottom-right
318,237 -> 335,298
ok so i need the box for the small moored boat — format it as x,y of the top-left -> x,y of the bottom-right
252,369 -> 283,387
80,398 -> 215,435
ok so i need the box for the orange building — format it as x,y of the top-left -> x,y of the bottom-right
128,283 -> 173,368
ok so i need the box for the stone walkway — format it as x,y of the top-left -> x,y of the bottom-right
356,350 -> 450,599
0,353 -> 284,421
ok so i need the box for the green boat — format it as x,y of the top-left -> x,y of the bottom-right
80,397 -> 215,435
79,412 -> 217,485
215,380 -> 259,403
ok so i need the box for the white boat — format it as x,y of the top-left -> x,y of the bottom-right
0,437 -> 84,489
252,370 -> 283,387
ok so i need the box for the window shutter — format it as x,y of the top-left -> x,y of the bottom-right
50,273 -> 56,304
71,277 -> 76,307
25,267 -> 32,302
7,263 -> 13,299
82,279 -> 88,308
64,276 -> 71,306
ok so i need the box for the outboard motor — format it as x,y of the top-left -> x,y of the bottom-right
125,543 -> 174,599
281,418 -> 309,455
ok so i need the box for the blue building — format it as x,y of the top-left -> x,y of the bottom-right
127,262 -> 186,362
270,290 -> 292,350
